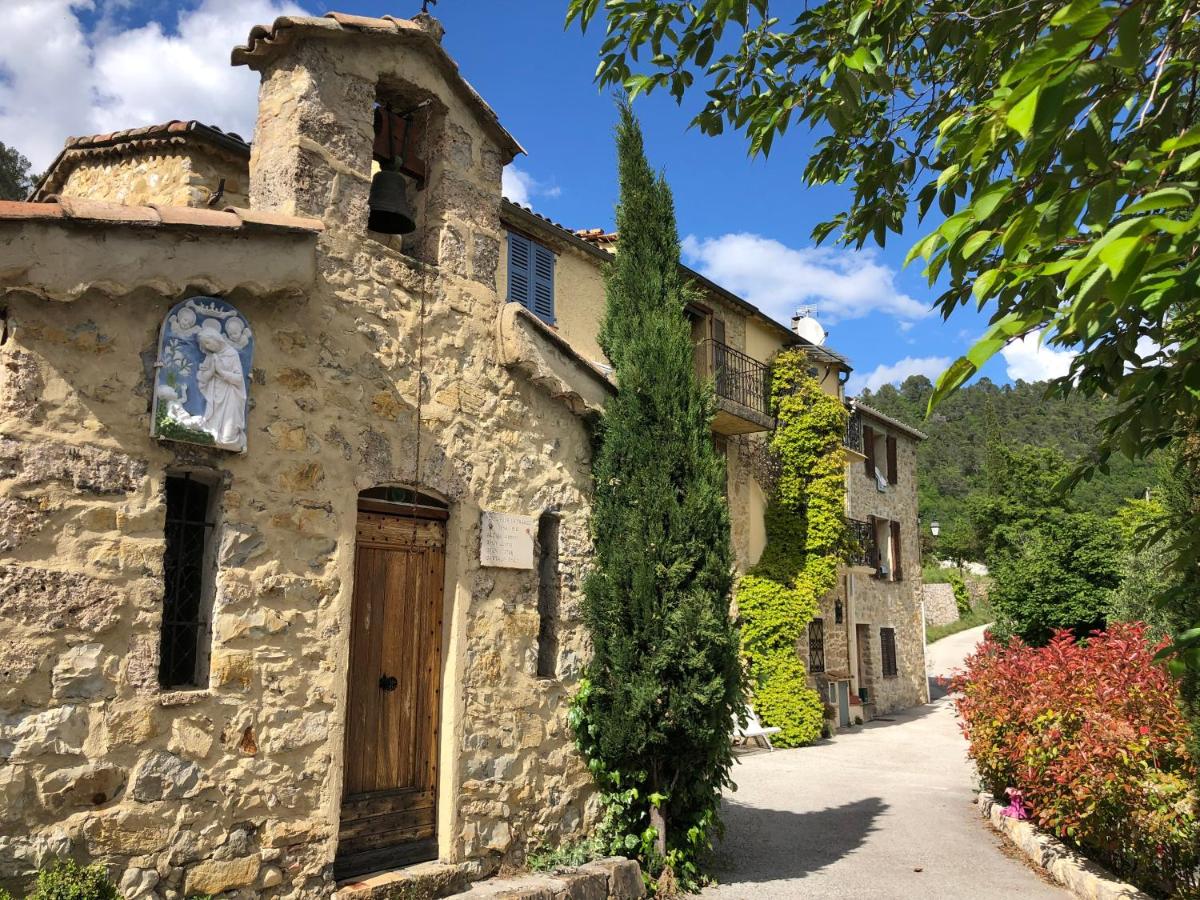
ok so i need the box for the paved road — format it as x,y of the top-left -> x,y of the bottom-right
702,625 -> 1065,899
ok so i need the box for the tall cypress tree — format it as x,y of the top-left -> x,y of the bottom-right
571,104 -> 743,890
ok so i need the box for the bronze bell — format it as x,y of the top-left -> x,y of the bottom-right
367,169 -> 416,235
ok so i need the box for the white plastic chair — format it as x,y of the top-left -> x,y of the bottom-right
733,707 -> 782,751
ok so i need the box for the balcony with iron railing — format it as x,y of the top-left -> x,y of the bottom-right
845,408 -> 864,454
695,338 -> 774,434
846,518 -> 880,574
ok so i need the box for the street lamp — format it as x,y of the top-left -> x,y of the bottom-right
930,521 -> 941,537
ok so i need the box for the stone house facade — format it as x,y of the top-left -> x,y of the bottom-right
0,12 -> 611,898
0,9 -> 929,898
806,402 -> 930,726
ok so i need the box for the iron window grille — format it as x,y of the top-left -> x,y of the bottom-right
844,408 -> 863,453
809,618 -> 826,673
159,474 -> 215,688
880,627 -> 899,678
847,519 -> 877,569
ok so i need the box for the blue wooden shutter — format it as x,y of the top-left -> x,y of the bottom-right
531,242 -> 556,324
508,231 -> 532,308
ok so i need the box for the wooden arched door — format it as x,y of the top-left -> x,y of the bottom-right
336,494 -> 447,878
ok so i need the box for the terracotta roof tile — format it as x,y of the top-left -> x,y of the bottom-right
0,201 -> 63,221
57,196 -> 160,225
61,120 -> 249,155
0,198 -> 322,236
574,227 -> 618,245
224,207 -> 325,234
149,204 -> 240,230
232,12 -> 523,162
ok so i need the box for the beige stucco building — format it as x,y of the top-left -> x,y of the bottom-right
0,9 -> 926,898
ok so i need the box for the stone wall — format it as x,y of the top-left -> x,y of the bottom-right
844,422 -> 928,716
57,147 -> 248,210
923,583 -> 959,627
0,25 -> 598,900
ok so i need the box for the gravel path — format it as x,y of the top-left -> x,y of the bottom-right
701,625 -> 1065,899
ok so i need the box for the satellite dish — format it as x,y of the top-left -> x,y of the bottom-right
791,309 -> 827,346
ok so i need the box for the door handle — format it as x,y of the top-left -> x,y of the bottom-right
379,675 -> 398,692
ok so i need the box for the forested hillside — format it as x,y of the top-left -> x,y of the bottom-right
858,376 -> 1156,546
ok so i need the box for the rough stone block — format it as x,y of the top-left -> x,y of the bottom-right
184,855 -> 260,895
0,497 -> 49,551
578,859 -> 644,900
0,438 -> 146,493
129,750 -> 207,802
0,564 -> 123,635
51,643 -> 112,699
37,762 -> 126,809
470,234 -> 499,288
2,705 -> 88,759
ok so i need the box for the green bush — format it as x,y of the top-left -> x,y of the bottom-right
527,835 -> 607,872
24,860 -> 119,900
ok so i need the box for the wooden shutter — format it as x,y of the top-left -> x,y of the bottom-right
507,231 -> 532,308
863,425 -> 876,477
880,627 -> 898,677
531,241 -> 556,324
712,318 -> 726,345
886,435 -> 898,485
890,520 -> 903,581
867,516 -> 881,571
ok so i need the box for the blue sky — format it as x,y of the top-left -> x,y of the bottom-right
0,0 -> 1078,393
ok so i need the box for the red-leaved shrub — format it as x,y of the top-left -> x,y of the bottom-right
952,623 -> 1198,896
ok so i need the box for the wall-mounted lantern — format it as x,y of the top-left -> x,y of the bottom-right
930,521 -> 941,537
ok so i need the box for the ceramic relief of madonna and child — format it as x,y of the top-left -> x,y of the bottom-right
152,297 -> 254,452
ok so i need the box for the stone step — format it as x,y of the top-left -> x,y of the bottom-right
334,860 -> 472,899
333,857 -> 644,900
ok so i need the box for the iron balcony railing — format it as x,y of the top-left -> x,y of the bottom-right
695,339 -> 772,419
845,407 -> 863,453
847,518 -> 878,571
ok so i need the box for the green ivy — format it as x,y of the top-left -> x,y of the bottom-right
737,350 -> 848,747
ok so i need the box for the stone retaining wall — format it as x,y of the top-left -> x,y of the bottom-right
922,583 -> 958,627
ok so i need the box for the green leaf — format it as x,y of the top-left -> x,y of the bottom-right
904,233 -> 941,267
1006,87 -> 1040,139
1098,237 -> 1142,278
973,269 -> 1000,301
929,310 -> 1049,412
1162,125 -> 1200,152
961,230 -> 993,259
1123,187 -> 1192,215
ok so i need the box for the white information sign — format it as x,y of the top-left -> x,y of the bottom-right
479,510 -> 536,569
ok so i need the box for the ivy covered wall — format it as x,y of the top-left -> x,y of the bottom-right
737,349 -> 848,746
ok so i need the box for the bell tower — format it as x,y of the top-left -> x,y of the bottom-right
233,11 -> 523,267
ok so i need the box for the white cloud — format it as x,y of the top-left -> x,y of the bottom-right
847,356 -> 952,395
502,164 -> 560,207
0,0 -> 308,173
681,232 -> 931,325
1000,330 -> 1076,383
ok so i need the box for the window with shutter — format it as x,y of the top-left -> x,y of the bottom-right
531,241 -> 556,324
507,231 -> 557,325
886,435 -> 898,485
863,425 -> 876,477
507,231 -> 532,309
880,627 -> 898,677
890,520 -> 903,581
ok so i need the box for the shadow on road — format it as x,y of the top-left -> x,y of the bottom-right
709,796 -> 887,885
928,675 -> 950,701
